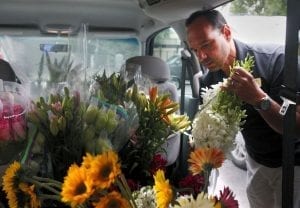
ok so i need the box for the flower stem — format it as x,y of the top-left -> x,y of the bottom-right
32,176 -> 62,188
202,168 -> 212,194
24,176 -> 61,195
39,194 -> 61,201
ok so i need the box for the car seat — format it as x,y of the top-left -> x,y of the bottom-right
126,55 -> 180,165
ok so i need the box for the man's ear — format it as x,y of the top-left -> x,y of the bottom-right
222,24 -> 232,41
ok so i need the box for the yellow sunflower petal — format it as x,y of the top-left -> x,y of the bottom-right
82,153 -> 94,169
88,150 -> 121,189
94,191 -> 130,208
19,183 -> 41,208
2,161 -> 21,208
61,164 -> 94,207
153,169 -> 173,208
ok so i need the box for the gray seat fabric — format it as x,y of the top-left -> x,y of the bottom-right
126,55 -> 180,165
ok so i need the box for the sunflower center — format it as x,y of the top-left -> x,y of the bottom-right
75,182 -> 87,195
107,199 -> 120,208
100,163 -> 112,179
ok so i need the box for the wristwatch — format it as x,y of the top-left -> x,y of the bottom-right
254,96 -> 271,111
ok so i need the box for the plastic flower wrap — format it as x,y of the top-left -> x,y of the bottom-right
0,81 -> 28,165
192,55 -> 254,154
90,71 -> 190,185
121,85 -> 190,184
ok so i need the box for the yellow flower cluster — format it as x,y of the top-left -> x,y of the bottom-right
61,150 -> 129,208
2,161 -> 41,208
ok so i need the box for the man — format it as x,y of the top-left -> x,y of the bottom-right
186,10 -> 300,207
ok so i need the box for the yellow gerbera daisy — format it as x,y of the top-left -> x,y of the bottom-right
88,150 -> 121,189
2,161 -> 22,208
188,147 -> 224,175
153,169 -> 173,208
19,183 -> 41,208
94,191 -> 130,208
61,164 -> 94,207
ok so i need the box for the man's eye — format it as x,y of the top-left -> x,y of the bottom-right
201,43 -> 210,49
191,48 -> 198,53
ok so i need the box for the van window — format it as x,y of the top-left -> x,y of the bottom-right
152,28 -> 183,82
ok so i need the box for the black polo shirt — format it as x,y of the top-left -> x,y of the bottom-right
199,39 -> 300,167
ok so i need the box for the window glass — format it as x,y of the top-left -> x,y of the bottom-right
152,28 -> 183,82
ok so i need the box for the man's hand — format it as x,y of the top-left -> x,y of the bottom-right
225,67 -> 266,106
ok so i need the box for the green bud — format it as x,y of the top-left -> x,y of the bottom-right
50,117 -> 59,136
58,116 -> 67,132
94,110 -> 108,131
95,137 -> 112,154
84,105 -> 98,124
83,125 -> 96,141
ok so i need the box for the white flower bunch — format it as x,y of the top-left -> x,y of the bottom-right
192,55 -> 254,154
133,186 -> 157,208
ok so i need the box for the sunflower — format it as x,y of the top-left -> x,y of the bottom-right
2,161 -> 22,208
88,150 -> 121,189
153,169 -> 173,208
82,153 -> 95,169
94,191 -> 130,208
188,147 -> 224,175
61,164 -> 94,207
19,183 -> 41,208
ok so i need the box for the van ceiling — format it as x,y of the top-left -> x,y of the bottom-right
0,0 -> 231,33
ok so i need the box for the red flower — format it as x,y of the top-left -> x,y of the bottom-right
149,154 -> 167,176
178,174 -> 204,196
215,187 -> 239,208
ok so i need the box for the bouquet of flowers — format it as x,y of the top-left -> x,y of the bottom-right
190,55 -> 254,200
192,55 -> 254,153
0,81 -> 28,165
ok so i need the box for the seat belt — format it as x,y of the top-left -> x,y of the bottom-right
280,0 -> 299,206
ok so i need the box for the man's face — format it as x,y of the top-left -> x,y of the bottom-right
187,17 -> 231,71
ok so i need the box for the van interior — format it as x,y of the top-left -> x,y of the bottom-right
0,0 -> 299,207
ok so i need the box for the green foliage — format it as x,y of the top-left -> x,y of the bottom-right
230,0 -> 286,16
92,71 -> 128,106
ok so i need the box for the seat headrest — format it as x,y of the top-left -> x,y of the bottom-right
126,56 -> 170,82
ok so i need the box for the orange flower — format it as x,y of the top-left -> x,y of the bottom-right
188,147 -> 225,175
94,191 -> 130,208
19,183 -> 41,208
149,86 -> 158,102
61,164 -> 94,207
88,150 -> 121,189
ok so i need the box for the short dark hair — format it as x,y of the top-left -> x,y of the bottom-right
185,10 -> 227,30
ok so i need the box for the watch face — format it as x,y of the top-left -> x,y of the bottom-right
261,98 -> 271,110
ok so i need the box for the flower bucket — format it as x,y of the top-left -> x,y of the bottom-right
0,80 -> 28,165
